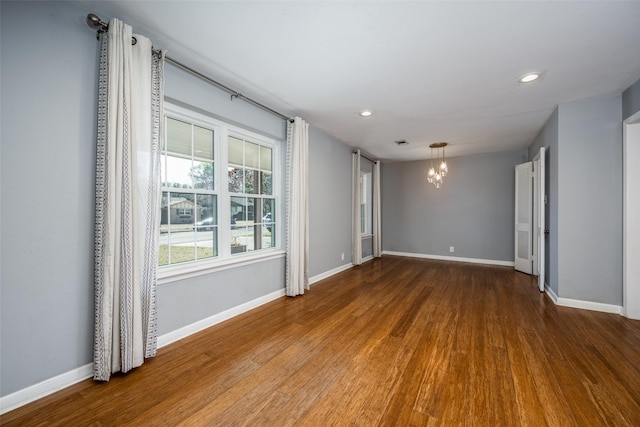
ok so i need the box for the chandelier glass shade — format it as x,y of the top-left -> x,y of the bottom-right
427,142 -> 448,188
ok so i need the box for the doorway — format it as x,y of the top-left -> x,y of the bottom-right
514,147 -> 545,293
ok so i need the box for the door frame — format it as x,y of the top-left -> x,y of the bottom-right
533,147 -> 545,292
623,112 -> 640,319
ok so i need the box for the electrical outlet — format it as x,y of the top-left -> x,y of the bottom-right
449,246 -> 454,253
341,253 -> 345,261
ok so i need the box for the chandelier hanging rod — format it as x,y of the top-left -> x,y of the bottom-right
86,13 -> 294,123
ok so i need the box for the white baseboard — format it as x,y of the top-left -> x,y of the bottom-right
157,288 -> 285,348
383,251 -> 515,267
0,363 -> 93,414
309,263 -> 353,285
555,297 -> 622,315
1,288 -> 285,415
2,261 -> 361,415
545,283 -> 622,314
545,282 -> 558,303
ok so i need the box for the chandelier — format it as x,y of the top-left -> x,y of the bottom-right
427,142 -> 448,188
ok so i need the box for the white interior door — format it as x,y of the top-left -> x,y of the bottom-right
534,148 -> 545,292
515,162 -> 533,274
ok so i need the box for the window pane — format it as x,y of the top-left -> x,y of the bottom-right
196,227 -> 217,259
160,195 -> 198,264
262,224 -> 275,249
262,198 -> 275,223
260,146 -> 272,172
168,192 -> 196,225
245,142 -> 259,169
190,161 -> 214,190
228,136 -> 243,166
231,196 -> 247,223
262,198 -> 275,249
245,169 -> 257,194
165,154 -> 193,188
231,226 -> 250,253
159,192 -> 170,266
170,236 -> 196,264
193,125 -> 213,161
247,197 -> 257,223
167,118 -> 192,157
228,167 -> 244,193
261,172 -> 272,195
197,194 -> 217,224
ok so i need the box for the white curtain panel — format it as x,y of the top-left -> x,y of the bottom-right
352,150 -> 362,265
94,19 -> 164,381
372,160 -> 382,257
285,117 -> 310,296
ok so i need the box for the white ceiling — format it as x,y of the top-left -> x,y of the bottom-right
82,1 -> 640,161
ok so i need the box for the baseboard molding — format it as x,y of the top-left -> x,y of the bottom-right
309,262 -> 353,285
1,288 -> 286,415
555,297 -> 622,315
545,284 -> 623,314
2,262 -> 359,414
545,282 -> 558,303
383,251 -> 515,267
0,363 -> 93,414
157,288 -> 285,348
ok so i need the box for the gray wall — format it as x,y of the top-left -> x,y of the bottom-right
528,108 -> 559,296
0,1 -> 352,398
623,78 -> 640,120
1,0 -> 98,398
308,127 -> 353,277
382,149 -> 527,262
528,95 -> 624,305
557,95 -> 622,304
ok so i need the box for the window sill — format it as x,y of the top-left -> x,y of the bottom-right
361,234 -> 373,239
158,249 -> 286,285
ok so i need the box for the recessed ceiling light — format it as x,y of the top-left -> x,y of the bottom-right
518,72 -> 542,83
360,110 -> 373,117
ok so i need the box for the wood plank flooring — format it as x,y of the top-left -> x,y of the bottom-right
3,256 -> 640,426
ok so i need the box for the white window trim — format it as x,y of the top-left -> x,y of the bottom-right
160,102 -> 283,283
158,249 -> 285,284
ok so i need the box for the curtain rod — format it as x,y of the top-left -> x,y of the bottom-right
353,150 -> 377,163
86,13 -> 293,123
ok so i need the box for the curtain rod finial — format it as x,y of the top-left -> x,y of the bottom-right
86,13 -> 106,31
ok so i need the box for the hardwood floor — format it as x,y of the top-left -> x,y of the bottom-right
3,256 -> 640,426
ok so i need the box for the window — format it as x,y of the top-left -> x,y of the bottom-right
160,117 -> 217,266
159,104 -> 281,274
228,136 -> 276,253
360,171 -> 372,235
